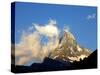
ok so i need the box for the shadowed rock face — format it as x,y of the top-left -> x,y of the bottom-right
11,50 -> 97,73
72,50 -> 97,69
50,30 -> 91,62
11,57 -> 72,73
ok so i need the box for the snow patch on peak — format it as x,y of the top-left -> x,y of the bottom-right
79,55 -> 87,60
76,45 -> 82,52
68,55 -> 87,62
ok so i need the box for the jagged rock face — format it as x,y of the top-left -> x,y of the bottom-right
50,30 -> 91,62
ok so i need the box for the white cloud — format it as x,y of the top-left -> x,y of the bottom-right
87,13 -> 96,20
28,25 -> 34,31
48,18 -> 57,25
34,19 -> 59,38
63,25 -> 70,32
12,19 -> 60,66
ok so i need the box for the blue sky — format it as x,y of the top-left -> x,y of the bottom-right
15,2 -> 97,51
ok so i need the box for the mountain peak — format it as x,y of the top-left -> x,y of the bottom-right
64,29 -> 75,40
50,30 -> 91,62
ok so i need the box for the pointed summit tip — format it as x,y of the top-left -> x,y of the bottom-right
63,26 -> 75,40
64,25 -> 70,32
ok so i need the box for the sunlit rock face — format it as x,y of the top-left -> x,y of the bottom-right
50,29 -> 91,62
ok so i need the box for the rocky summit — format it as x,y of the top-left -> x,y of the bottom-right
50,29 -> 91,62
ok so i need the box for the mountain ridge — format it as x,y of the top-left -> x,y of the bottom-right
50,30 -> 91,62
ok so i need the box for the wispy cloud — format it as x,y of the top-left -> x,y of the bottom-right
87,13 -> 96,20
12,19 -> 60,66
34,19 -> 59,38
28,25 -> 34,31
